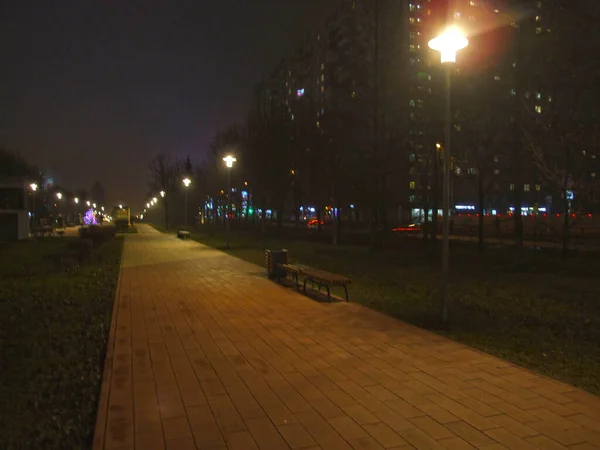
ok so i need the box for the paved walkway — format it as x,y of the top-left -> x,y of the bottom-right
93,224 -> 600,450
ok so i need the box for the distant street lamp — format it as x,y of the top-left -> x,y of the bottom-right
119,204 -> 123,209
74,197 -> 79,204
223,155 -> 237,249
92,203 -> 97,208
146,202 -> 150,208
56,192 -> 63,200
30,183 -> 38,228
429,26 -> 468,324
160,191 -> 165,198
86,200 -> 91,206
182,178 -> 191,228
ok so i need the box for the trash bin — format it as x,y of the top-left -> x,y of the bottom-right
265,249 -> 288,279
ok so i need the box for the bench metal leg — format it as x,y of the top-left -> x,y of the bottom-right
343,285 -> 349,302
303,278 -> 308,293
326,285 -> 331,302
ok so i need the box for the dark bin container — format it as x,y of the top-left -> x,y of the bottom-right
265,249 -> 288,279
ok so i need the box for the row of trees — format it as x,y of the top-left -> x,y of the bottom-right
147,0 -> 600,258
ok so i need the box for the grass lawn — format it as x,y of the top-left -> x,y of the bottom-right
172,226 -> 600,395
0,236 -> 123,450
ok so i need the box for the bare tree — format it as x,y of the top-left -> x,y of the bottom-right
148,154 -> 177,230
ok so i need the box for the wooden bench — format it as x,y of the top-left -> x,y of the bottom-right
177,230 -> 191,240
279,263 -> 350,302
280,263 -> 304,291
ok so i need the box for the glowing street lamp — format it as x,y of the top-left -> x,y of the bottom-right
146,202 -> 150,208
160,191 -> 165,198
153,197 -> 157,203
119,204 -> 123,209
428,27 -> 468,63
428,26 -> 468,324
74,197 -> 79,204
56,192 -> 63,200
86,200 -> 91,206
30,183 -> 38,228
101,206 -> 105,212
182,178 -> 191,228
222,155 -> 236,249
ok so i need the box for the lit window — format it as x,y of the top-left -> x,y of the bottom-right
494,156 -> 499,163
548,95 -> 552,102
535,184 -> 541,191
351,90 -> 356,98
409,3 -> 415,11
469,0 -> 476,5
536,15 -> 541,21
535,105 -> 542,114
510,88 -> 516,96
409,181 -> 416,189
537,1 -> 542,8
409,32 -> 415,39
409,99 -> 415,107
592,173 -> 597,178
321,63 -> 325,70
454,12 -> 461,19
321,74 -> 324,82
291,114 -> 295,121
494,75 -> 501,81
536,27 -> 542,34
524,184 -> 530,192
494,9 -> 499,13
510,183 -> 515,191
494,169 -> 500,175
409,44 -> 416,52
316,121 -> 320,128
409,17 -> 415,24
536,92 -> 541,100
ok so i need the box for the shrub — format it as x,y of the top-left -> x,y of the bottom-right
78,225 -> 116,247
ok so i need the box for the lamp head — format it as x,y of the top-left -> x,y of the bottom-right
30,183 -> 38,191
56,192 -> 63,200
223,155 -> 237,168
428,27 -> 468,63
183,178 -> 191,187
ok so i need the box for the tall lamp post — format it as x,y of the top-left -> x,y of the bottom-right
428,26 -> 468,324
223,155 -> 237,249
182,178 -> 191,228
30,183 -> 38,229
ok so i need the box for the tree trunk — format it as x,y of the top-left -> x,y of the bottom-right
431,152 -> 439,242
478,174 -> 485,252
317,208 -> 322,232
512,20 -> 525,263
164,198 -> 169,231
562,192 -> 570,260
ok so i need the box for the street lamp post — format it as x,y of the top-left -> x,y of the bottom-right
223,155 -> 237,249
183,178 -> 191,228
428,26 -> 468,324
30,183 -> 38,229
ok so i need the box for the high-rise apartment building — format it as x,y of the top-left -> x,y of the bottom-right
252,0 -> 597,221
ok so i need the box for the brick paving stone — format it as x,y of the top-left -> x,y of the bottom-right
92,225 -> 600,449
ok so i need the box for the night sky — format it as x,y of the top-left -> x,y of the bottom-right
1,0 -> 340,208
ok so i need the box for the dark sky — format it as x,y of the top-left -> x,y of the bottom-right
1,0 -> 339,208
